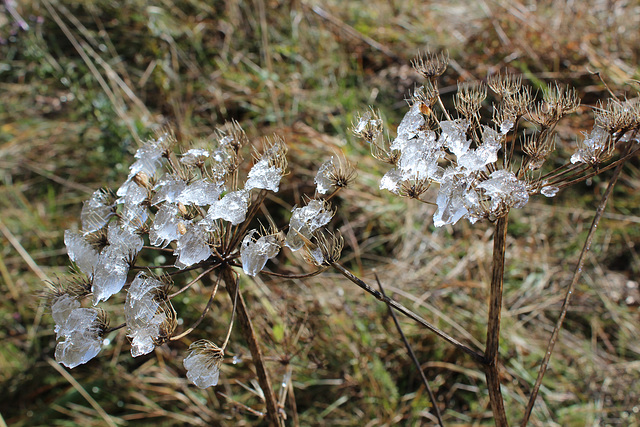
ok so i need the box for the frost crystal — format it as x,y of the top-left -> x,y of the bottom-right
457,127 -> 502,172
81,189 -> 115,233
240,230 -> 281,276
541,185 -> 559,197
125,273 -> 166,357
396,130 -> 442,180
380,167 -> 404,194
315,157 -> 336,194
64,230 -> 99,276
151,175 -> 187,206
391,102 -> 425,150
433,172 -> 472,227
571,126 -> 610,164
174,223 -> 212,269
54,303 -> 103,369
177,179 -> 225,206
184,342 -> 224,389
181,148 -> 210,166
149,203 -> 182,247
91,247 -> 129,304
285,200 -> 333,250
244,158 -> 283,192
203,190 -> 249,225
439,119 -> 471,158
477,169 -> 529,211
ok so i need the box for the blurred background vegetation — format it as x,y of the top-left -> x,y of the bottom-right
1,0 -> 639,425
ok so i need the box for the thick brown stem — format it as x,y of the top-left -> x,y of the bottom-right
220,267 -> 283,427
485,215 -> 509,426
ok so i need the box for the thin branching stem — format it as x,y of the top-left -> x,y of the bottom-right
168,264 -> 219,299
259,268 -> 327,279
221,271 -> 239,350
169,274 -> 220,341
521,142 -> 633,426
331,261 -> 485,363
375,275 -> 444,427
103,322 -> 126,334
485,215 -> 509,427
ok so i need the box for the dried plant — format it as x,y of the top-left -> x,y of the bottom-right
353,52 -> 640,425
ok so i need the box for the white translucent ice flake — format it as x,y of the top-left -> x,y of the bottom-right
177,179 -> 225,206
125,272 -> 166,357
285,200 -> 333,251
240,230 -> 281,276
315,157 -> 335,195
433,172 -> 472,227
151,175 -> 187,206
184,345 -> 223,389
457,126 -> 502,172
107,222 -> 143,255
81,189 -> 115,233
396,130 -> 442,180
150,203 -> 182,247
391,102 -> 425,151
380,167 -> 404,194
120,202 -> 149,232
571,126 -> 610,164
174,223 -> 212,269
541,185 -> 559,197
92,247 -> 130,304
64,230 -> 99,277
52,294 -> 81,338
203,190 -> 249,226
477,169 -> 529,211
500,118 -> 515,134
439,119 -> 471,158
54,305 -> 103,368
180,148 -> 210,166
245,158 -> 283,192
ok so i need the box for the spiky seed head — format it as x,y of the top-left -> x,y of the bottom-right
398,178 -> 431,200
487,72 -> 522,97
412,50 -> 449,81
154,303 -> 177,346
455,82 -> 487,119
303,230 -> 344,267
523,132 -> 556,170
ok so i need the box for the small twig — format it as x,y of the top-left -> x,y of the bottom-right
521,142 -> 633,426
168,264 -> 219,299
375,275 -> 444,427
221,271 -> 239,350
331,262 -> 485,363
169,274 -> 220,341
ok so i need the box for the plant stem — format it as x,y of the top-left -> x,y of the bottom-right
220,266 -> 283,427
521,143 -> 632,426
485,215 -> 509,426
331,262 -> 485,363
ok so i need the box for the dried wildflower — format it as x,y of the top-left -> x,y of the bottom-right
315,155 -> 357,194
411,50 -> 449,81
454,82 -> 487,120
183,340 -> 224,389
245,137 -> 288,192
303,230 -> 344,267
285,199 -> 335,251
240,228 -> 281,276
523,132 -> 556,170
488,72 -> 522,97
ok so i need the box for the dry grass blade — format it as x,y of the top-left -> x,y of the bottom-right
46,358 -> 120,427
375,275 -> 444,426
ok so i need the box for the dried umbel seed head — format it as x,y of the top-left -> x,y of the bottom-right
398,178 -> 431,200
216,119 -> 249,154
303,230 -> 344,267
455,82 -> 487,120
153,303 -> 178,346
183,340 -> 225,389
315,155 -> 357,194
411,50 -> 449,81
487,72 -> 522,97
352,109 -> 384,144
594,98 -> 640,135
523,132 -> 556,170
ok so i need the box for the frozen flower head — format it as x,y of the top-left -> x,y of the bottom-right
183,340 -> 224,389
285,199 -> 334,251
356,52 -> 633,227
48,118 -> 348,385
125,272 -> 175,357
302,230 -> 344,267
315,155 -> 357,195
52,294 -> 108,368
